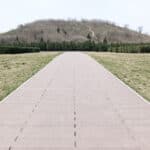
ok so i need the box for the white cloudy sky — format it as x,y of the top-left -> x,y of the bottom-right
0,0 -> 149,33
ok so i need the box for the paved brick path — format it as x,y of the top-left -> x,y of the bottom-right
0,52 -> 150,149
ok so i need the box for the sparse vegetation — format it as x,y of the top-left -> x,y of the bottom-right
1,19 -> 150,44
0,52 -> 60,101
89,52 -> 150,101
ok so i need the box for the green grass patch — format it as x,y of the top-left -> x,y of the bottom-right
89,52 -> 150,101
0,52 -> 60,101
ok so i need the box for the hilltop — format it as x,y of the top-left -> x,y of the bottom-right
0,19 -> 150,44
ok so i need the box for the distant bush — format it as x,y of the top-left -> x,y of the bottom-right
108,43 -> 150,53
140,46 -> 150,53
0,46 -> 40,54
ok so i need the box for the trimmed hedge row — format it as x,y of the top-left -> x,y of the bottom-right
0,46 -> 40,54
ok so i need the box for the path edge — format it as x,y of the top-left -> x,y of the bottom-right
87,53 -> 150,105
0,53 -> 62,105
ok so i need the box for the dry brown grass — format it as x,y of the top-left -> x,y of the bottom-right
89,52 -> 150,101
0,52 -> 60,101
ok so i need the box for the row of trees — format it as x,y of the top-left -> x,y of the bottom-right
109,43 -> 150,53
1,40 -> 150,54
35,40 -> 150,53
37,40 -> 108,51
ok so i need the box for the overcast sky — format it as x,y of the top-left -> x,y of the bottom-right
0,0 -> 149,34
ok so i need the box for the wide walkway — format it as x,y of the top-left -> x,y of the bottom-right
0,52 -> 150,150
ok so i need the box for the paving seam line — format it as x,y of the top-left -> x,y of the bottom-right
7,56 -> 62,149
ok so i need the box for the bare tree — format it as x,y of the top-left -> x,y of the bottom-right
62,29 -> 67,36
124,24 -> 129,29
18,24 -> 24,29
138,26 -> 143,34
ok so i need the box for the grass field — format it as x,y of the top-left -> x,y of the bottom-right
89,52 -> 150,101
0,52 -> 60,101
